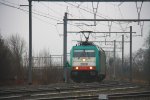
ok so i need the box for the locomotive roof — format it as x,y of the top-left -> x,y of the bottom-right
78,41 -> 95,46
75,41 -> 105,53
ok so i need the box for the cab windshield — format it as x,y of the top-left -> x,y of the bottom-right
73,50 -> 95,57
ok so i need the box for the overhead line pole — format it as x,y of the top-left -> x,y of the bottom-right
130,26 -> 132,82
113,40 -> 116,80
28,0 -> 32,85
63,12 -> 68,83
122,35 -> 124,80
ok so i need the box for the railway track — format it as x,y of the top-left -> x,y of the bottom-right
108,91 -> 150,100
0,81 -> 149,100
37,91 -> 150,100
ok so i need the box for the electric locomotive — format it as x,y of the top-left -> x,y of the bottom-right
69,40 -> 106,82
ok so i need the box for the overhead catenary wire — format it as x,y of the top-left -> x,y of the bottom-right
40,2 -> 63,16
65,2 -> 111,19
37,2 -> 97,31
1,0 -> 61,21
1,0 -> 148,44
57,2 -> 138,32
0,1 -> 86,31
66,2 -> 127,34
63,2 -> 102,31
116,4 -> 133,34
0,1 -> 62,22
0,0 -> 84,39
135,1 -> 143,25
0,0 -> 63,34
139,21 -> 144,36
92,2 -> 99,26
118,2 -> 124,6
65,2 -> 111,20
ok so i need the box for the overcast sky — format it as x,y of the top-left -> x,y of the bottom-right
0,0 -> 150,56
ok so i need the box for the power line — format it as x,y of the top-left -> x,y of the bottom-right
0,1 -> 62,22
0,1 -> 88,34
64,2 -> 139,33
65,2 -> 110,19
40,2 -> 62,16
63,3 -> 113,33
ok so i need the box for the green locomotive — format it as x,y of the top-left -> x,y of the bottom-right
69,41 -> 106,82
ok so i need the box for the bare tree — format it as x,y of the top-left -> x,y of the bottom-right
0,34 -> 13,82
143,32 -> 150,84
7,34 -> 26,80
131,32 -> 150,84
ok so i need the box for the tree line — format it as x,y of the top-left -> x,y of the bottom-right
0,34 -> 26,85
107,32 -> 150,84
0,32 -> 149,85
0,33 -> 63,85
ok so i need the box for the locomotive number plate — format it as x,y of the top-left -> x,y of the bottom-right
80,63 -> 88,66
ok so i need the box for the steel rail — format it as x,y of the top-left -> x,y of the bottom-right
0,82 -> 138,99
0,86 -> 140,99
0,82 -> 135,95
32,91 -> 150,100
108,91 -> 150,99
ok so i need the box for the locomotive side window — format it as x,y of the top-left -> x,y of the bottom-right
73,50 -> 95,57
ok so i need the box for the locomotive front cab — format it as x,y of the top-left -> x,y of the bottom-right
70,46 -> 98,82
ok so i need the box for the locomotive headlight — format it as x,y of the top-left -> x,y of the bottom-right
90,66 -> 93,70
75,67 -> 79,70
82,58 -> 86,62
